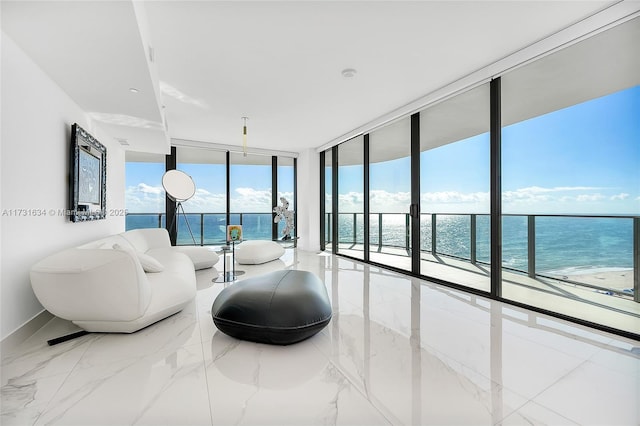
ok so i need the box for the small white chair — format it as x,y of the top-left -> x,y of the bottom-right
235,240 -> 285,265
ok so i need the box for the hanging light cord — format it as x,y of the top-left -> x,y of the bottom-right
242,117 -> 248,157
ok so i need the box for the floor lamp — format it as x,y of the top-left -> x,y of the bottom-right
162,170 -> 197,245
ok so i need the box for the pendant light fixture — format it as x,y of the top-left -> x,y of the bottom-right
242,116 -> 248,157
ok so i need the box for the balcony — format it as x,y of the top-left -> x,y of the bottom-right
325,212 -> 639,334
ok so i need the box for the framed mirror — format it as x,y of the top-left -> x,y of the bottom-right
69,123 -> 107,222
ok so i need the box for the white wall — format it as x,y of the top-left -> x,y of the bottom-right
296,148 -> 320,252
0,33 -> 126,341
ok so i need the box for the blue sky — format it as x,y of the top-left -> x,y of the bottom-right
128,85 -> 639,215
335,85 -> 639,215
502,84 -> 639,214
125,162 -> 165,213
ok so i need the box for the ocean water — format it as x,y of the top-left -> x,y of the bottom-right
127,213 -> 634,276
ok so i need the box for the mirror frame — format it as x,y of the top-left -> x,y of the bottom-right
69,123 -> 107,222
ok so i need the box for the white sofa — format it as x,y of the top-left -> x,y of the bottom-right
30,228 -> 215,334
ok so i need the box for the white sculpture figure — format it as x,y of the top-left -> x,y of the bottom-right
273,197 -> 295,240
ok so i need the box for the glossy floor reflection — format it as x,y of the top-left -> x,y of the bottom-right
2,249 -> 639,425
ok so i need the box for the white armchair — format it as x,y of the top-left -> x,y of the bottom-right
30,229 -> 199,335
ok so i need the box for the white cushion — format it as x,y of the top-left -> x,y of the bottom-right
78,234 -> 134,251
175,246 -> 220,270
121,228 -> 171,252
136,252 -> 165,273
235,240 -> 285,265
112,243 -> 140,264
113,243 -> 162,273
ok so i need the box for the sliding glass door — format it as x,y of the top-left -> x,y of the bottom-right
319,17 -> 638,338
419,84 -> 491,292
368,118 -> 412,271
337,136 -> 365,260
277,157 -> 295,239
324,152 -> 333,248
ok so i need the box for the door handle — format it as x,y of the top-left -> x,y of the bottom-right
409,204 -> 419,218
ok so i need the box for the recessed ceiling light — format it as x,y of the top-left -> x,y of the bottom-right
341,68 -> 357,78
129,88 -> 139,93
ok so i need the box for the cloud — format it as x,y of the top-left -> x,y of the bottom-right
541,186 -> 603,192
185,187 -> 288,213
421,191 -> 489,204
137,183 -> 163,195
500,185 -> 640,213
503,188 -> 551,204
332,185 -> 637,215
230,187 -> 272,212
337,191 -> 365,212
502,186 -> 624,207
514,186 -> 604,194
503,186 -> 609,200
333,190 -> 490,213
182,191 -> 226,213
610,193 -> 629,201
371,190 -> 410,212
125,184 -> 165,213
576,194 -> 605,202
127,182 -> 296,214
127,181 -> 638,217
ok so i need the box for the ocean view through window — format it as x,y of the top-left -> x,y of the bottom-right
321,17 -> 639,337
323,82 -> 638,334
500,17 -> 639,329
126,149 -> 297,246
125,153 -> 166,231
176,148 -> 227,245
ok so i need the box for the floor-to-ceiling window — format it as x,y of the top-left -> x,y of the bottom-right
319,17 -> 638,338
369,118 -> 412,271
501,18 -> 640,334
127,148 -> 297,245
277,156 -> 295,239
229,152 -> 273,240
324,151 -> 333,248
125,152 -> 166,230
337,136 -> 365,260
176,147 -> 227,245
419,84 -> 491,292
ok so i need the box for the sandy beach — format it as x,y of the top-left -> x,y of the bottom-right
546,269 -> 633,292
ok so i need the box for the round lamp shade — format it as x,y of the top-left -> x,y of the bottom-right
162,170 -> 195,202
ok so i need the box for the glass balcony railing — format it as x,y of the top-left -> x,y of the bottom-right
328,212 -> 638,301
125,212 -> 288,246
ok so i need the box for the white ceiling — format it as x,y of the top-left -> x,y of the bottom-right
2,0 -> 630,155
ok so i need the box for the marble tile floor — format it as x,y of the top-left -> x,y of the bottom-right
340,245 -> 640,334
1,248 -> 639,425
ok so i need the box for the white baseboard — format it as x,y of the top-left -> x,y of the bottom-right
1,310 -> 54,358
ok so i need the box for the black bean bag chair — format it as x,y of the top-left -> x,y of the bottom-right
211,270 -> 332,345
